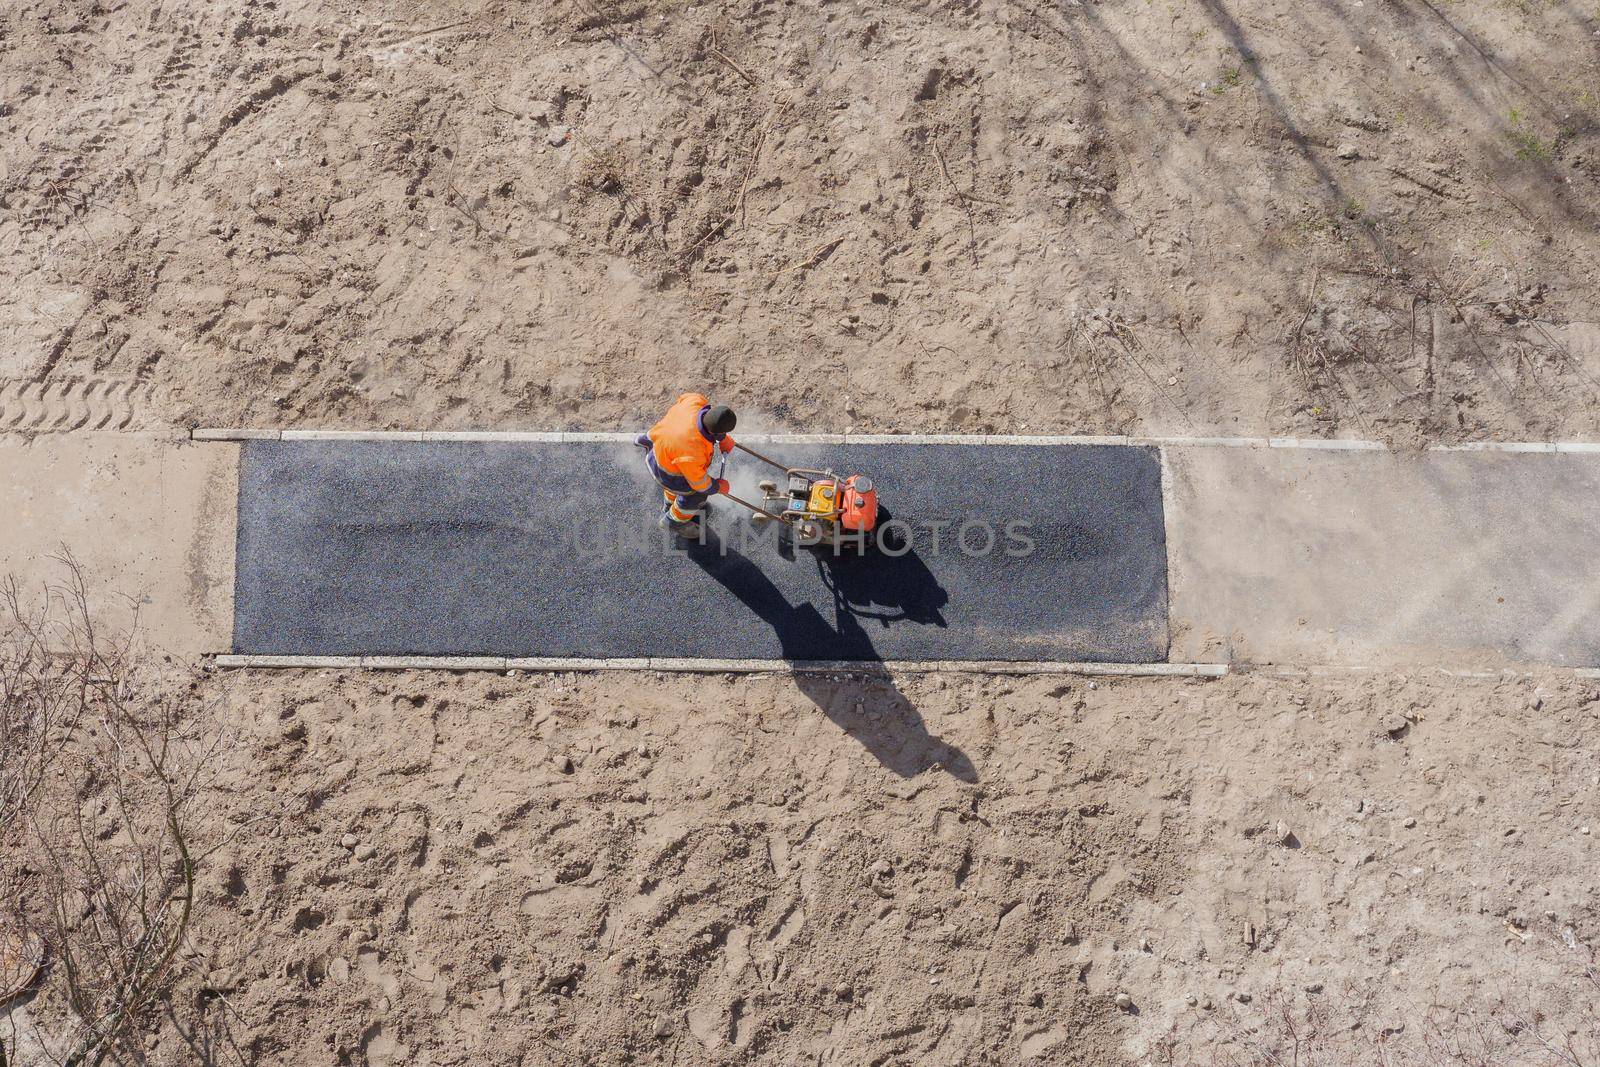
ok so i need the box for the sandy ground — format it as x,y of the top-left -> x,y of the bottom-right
4,0 -> 1600,1063
107,665 -> 1595,1065
2,0 -> 1598,442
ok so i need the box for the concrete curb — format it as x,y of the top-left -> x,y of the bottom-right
1267,438 -> 1388,451
211,654 -> 1230,677
213,655 -> 363,668
190,428 -> 1600,453
1136,436 -> 1268,448
282,430 -> 427,441
362,655 -> 508,670
192,428 -> 282,441
1429,441 -> 1556,453
422,431 -> 566,442
209,656 -> 1600,678
1253,664 -> 1600,680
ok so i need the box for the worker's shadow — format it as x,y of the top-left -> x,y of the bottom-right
684,533 -> 976,783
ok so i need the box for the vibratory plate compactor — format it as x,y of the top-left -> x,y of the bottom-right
723,441 -> 880,551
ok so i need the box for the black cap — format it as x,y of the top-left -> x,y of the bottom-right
704,404 -> 737,436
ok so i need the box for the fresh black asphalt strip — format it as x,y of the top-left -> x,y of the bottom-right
232,440 -> 1170,662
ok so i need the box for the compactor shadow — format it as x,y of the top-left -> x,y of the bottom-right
684,533 -> 977,783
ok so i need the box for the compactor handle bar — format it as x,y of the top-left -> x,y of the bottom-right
732,440 -> 788,472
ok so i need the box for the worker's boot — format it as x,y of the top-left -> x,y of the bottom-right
659,512 -> 704,540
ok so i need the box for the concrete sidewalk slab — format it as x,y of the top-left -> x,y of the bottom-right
232,440 -> 1169,661
0,434 -> 236,657
1166,446 -> 1600,667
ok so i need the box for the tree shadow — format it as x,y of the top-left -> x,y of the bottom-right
683,533 -> 976,783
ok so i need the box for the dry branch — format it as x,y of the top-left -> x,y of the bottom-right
766,236 -> 845,279
0,556 -> 222,1067
710,47 -> 756,85
932,141 -> 1000,206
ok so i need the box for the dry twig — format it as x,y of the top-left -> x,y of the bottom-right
710,47 -> 755,85
0,555 -> 223,1067
766,236 -> 845,279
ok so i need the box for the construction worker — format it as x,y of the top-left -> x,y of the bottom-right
637,394 -> 737,536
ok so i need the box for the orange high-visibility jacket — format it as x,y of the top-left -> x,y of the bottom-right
648,393 -> 715,492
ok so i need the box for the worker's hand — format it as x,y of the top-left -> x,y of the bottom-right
715,478 -> 730,495
718,434 -> 736,454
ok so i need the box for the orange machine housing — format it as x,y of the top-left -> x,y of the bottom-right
839,475 -> 878,532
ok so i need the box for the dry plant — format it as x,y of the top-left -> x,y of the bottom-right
1,555 -> 226,1067
0,559 -> 121,836
1283,265 -> 1378,435
1070,308 -> 1194,429
1,555 -> 122,1027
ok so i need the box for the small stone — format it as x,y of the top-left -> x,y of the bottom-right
1382,713 -> 1409,737
329,957 -> 351,981
834,984 -> 853,1000
1139,937 -> 1152,953
320,57 -> 344,81
340,834 -> 359,849
1185,994 -> 1198,1007
1202,997 -> 1214,1010
354,844 -> 377,861
1403,817 -> 1416,829
1114,992 -> 1134,1011
1305,982 -> 1324,994
556,754 -> 574,774
1061,921 -> 1080,944
652,1016 -> 671,1039
1275,821 -> 1294,845
1235,991 -> 1253,1004
548,124 -> 571,147
1337,143 -> 1360,160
